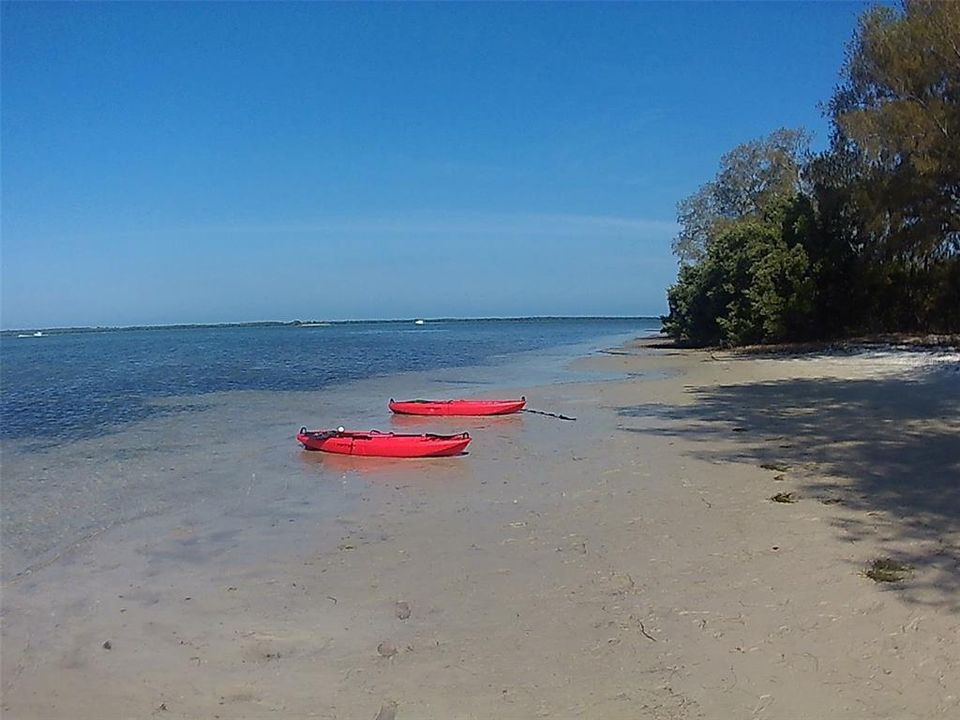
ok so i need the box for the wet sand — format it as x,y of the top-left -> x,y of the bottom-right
2,339 -> 959,718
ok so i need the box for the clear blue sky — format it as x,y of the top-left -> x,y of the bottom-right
2,1 -> 872,329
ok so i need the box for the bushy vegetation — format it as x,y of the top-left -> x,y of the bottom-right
663,1 -> 959,346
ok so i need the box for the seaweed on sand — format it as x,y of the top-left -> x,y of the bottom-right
770,492 -> 798,503
864,558 -> 913,583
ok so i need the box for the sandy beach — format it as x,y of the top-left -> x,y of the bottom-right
2,338 -> 958,719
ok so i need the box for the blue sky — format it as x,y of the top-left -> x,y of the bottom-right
2,1 -> 872,328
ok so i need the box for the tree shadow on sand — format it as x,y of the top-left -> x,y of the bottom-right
617,363 -> 960,610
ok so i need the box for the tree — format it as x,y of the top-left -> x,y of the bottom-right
829,0 -> 960,262
672,183 -> 718,266
662,2 -> 960,344
663,200 -> 817,347
671,128 -> 811,265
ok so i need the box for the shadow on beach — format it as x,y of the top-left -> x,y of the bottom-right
617,362 -> 960,609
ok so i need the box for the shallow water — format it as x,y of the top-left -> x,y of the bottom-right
0,318 -> 659,580
1,318 -> 658,442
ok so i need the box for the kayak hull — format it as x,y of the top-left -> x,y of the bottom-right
297,428 -> 471,457
388,398 -> 526,416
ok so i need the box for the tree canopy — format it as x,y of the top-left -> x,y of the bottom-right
662,1 -> 959,346
672,128 -> 810,266
831,0 -> 959,261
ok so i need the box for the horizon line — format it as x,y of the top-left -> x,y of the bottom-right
1,314 -> 664,334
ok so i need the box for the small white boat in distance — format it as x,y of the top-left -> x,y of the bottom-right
18,331 -> 44,338
414,319 -> 425,325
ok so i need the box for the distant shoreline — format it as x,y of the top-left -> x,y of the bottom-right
0,315 -> 662,337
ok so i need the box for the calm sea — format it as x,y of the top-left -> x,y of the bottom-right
1,318 -> 660,442
1,317 -> 660,578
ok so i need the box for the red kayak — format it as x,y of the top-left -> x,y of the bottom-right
297,427 -> 471,457
388,397 -> 526,416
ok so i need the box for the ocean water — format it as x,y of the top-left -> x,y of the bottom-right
1,317 -> 660,576
1,318 -> 659,442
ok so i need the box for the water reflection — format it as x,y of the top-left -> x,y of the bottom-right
388,412 -> 523,431
297,446 -> 472,479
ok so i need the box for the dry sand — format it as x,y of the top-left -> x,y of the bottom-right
2,339 -> 959,719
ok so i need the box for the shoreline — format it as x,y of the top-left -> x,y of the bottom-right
2,336 -> 958,718
0,325 -> 648,581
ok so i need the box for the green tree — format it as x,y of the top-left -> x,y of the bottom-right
672,128 -> 811,265
663,1 -> 960,344
830,0 -> 960,262
664,200 -> 817,347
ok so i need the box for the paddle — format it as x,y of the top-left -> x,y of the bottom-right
521,408 -> 577,421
